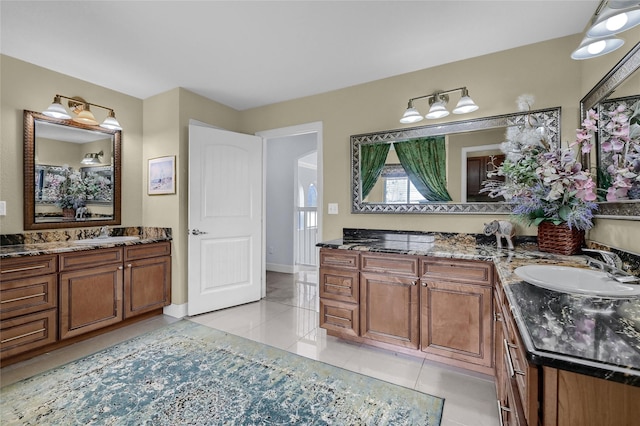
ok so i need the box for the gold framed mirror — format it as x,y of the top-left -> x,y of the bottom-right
23,110 -> 122,230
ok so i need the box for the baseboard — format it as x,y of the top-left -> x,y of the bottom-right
163,303 -> 188,318
266,263 -> 295,273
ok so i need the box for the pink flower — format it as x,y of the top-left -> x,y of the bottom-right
574,174 -> 597,202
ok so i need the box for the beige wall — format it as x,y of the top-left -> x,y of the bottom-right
0,55 -> 143,232
142,88 -> 241,305
240,33 -> 639,251
240,35 -> 584,240
2,30 -> 639,310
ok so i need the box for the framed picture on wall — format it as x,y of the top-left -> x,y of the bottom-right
148,155 -> 176,195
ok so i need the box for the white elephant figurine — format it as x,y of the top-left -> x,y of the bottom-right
75,206 -> 88,219
483,220 -> 515,250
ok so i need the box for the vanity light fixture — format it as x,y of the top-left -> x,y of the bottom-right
587,1 -> 640,38
400,87 -> 479,124
42,94 -> 122,130
80,150 -> 104,165
572,0 -> 640,60
571,35 -> 626,59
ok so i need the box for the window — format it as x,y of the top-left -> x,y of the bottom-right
381,165 -> 426,204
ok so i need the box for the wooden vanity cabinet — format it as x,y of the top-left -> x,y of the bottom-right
59,248 -> 124,339
319,249 -> 360,337
123,242 -> 171,318
0,242 -> 172,365
0,255 -> 58,360
360,252 -> 420,349
420,258 -> 494,375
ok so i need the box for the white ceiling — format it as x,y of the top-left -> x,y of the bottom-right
1,1 -> 600,111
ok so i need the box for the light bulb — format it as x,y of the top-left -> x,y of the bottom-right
606,13 -> 628,31
587,40 -> 606,54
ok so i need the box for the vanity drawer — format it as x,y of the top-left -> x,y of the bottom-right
319,298 -> 359,338
502,299 -> 539,425
0,255 -> 57,281
421,258 -> 493,285
0,274 -> 57,320
320,267 -> 359,303
0,309 -> 57,361
125,241 -> 171,261
361,252 -> 419,276
59,247 -> 123,271
320,249 -> 359,270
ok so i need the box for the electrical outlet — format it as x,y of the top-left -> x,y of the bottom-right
0,201 -> 6,216
328,203 -> 338,214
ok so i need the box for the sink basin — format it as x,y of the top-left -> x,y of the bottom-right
515,265 -> 640,299
74,236 -> 139,245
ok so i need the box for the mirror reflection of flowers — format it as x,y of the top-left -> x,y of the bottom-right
482,95 -> 597,231
597,100 -> 640,201
83,172 -> 112,202
53,166 -> 88,210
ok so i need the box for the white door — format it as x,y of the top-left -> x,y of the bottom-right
188,124 -> 263,316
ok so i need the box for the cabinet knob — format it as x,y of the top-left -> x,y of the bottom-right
421,282 -> 428,287
127,264 -> 132,268
411,281 -> 417,286
118,266 -> 124,270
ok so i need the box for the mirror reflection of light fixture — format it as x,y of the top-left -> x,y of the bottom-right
81,150 -> 104,165
42,94 -> 122,130
400,87 -> 479,124
572,0 -> 640,60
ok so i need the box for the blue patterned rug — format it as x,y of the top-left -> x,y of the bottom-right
0,320 -> 444,425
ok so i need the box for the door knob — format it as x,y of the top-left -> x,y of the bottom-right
190,229 -> 208,235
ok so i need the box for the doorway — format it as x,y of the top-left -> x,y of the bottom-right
257,122 -> 322,300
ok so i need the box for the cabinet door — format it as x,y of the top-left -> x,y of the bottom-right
421,280 -> 492,368
360,272 -> 419,349
124,255 -> 171,318
59,263 -> 123,339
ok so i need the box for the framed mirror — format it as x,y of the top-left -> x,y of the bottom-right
351,107 -> 561,214
24,110 -> 121,230
580,41 -> 640,219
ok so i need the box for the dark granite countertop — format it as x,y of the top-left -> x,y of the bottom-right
317,228 -> 640,387
0,227 -> 172,258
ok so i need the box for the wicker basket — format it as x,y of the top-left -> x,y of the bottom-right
537,222 -> 584,255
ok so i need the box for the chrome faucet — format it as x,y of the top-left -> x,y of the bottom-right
581,248 -> 638,283
98,226 -> 109,238
582,248 -> 622,270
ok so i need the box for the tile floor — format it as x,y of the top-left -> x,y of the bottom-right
1,269 -> 500,426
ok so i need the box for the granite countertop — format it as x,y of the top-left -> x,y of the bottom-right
0,227 -> 172,258
317,228 -> 640,387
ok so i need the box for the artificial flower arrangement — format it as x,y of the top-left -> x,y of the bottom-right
83,172 -> 112,202
594,99 -> 640,201
46,166 -> 88,210
482,95 -> 598,232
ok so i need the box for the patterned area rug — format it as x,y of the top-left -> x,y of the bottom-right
1,320 -> 444,425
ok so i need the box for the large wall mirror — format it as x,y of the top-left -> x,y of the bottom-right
24,110 -> 121,230
580,41 -> 640,219
351,107 -> 560,214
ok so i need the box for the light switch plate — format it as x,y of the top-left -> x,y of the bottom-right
0,201 -> 5,216
328,203 -> 338,214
